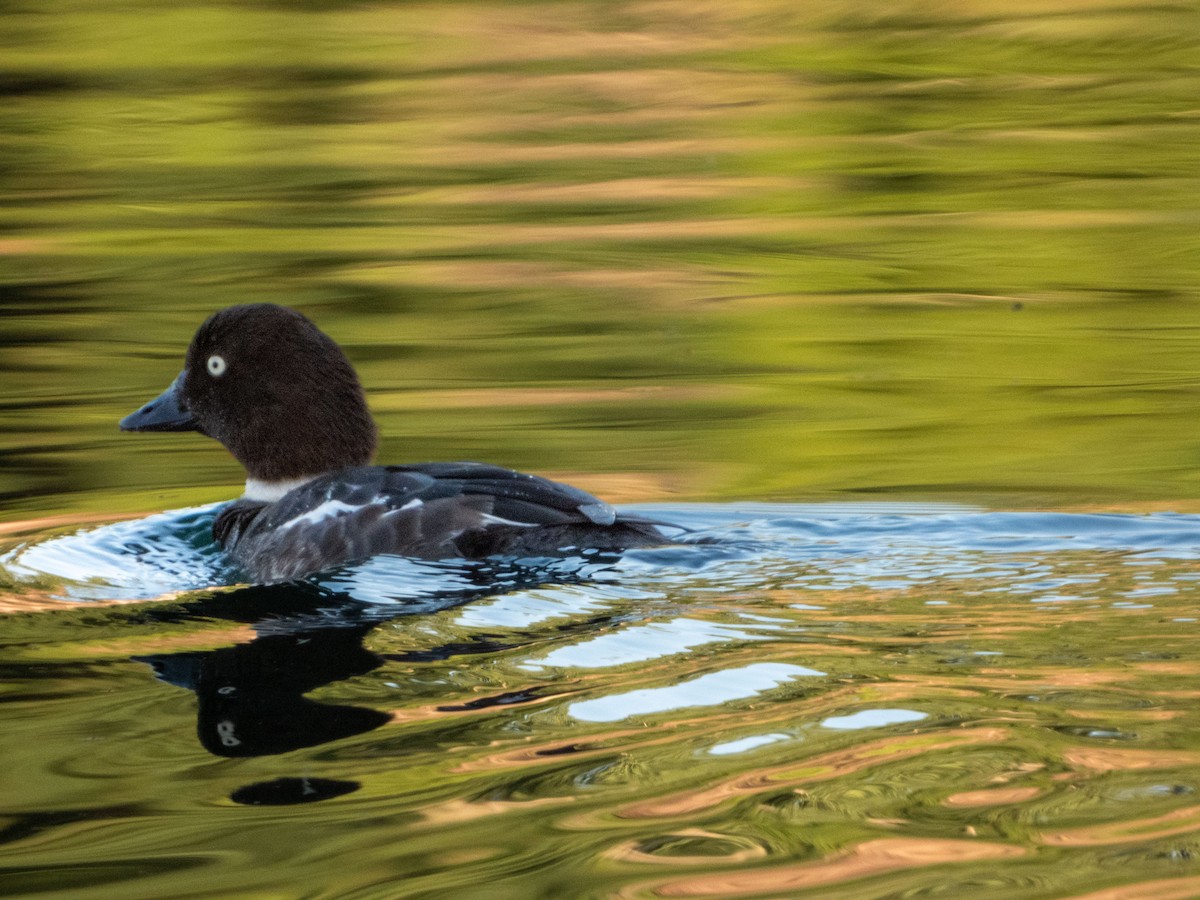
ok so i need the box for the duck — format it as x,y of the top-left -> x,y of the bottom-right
120,303 -> 670,582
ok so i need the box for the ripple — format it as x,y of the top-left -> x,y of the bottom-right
645,838 -> 1026,896
821,709 -> 928,731
608,829 -> 769,866
568,662 -> 825,723
8,503 -> 1200,611
523,618 -> 778,670
4,501 -> 1200,899
709,734 -> 791,756
0,506 -> 230,602
1039,804 -> 1200,847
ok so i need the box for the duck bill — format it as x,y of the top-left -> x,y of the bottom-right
119,372 -> 199,432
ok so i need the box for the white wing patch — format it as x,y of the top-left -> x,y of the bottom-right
278,499 -> 365,530
481,513 -> 538,528
380,498 -> 423,518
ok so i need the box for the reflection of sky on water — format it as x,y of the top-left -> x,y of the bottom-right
822,709 -> 928,731
522,617 -> 779,670
709,733 -> 792,756
456,582 -> 662,629
568,662 -> 825,723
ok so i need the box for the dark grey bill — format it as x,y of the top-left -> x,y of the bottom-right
119,372 -> 199,432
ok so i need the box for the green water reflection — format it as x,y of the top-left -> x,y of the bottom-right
4,0 -> 1200,519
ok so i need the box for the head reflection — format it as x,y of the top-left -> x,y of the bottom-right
139,618 -> 389,757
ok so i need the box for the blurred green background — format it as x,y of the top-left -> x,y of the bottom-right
4,0 -> 1200,520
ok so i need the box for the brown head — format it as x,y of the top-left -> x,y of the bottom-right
121,304 -> 378,486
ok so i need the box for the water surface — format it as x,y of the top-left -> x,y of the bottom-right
3,504 -> 1200,897
4,0 -> 1200,897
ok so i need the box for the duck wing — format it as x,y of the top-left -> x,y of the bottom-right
217,463 -> 658,582
387,461 -> 618,527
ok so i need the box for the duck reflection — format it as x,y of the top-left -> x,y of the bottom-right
130,555 -> 621,803
138,619 -> 389,757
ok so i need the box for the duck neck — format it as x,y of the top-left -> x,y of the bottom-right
243,475 -> 320,503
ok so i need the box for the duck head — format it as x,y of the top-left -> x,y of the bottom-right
121,304 -> 378,495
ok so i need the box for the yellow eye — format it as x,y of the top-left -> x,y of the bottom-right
207,354 -> 227,377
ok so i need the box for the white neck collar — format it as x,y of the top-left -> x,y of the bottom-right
243,476 -> 315,502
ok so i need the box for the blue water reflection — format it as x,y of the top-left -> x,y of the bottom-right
709,733 -> 792,756
568,662 -> 825,723
821,709 -> 928,730
522,618 -> 778,670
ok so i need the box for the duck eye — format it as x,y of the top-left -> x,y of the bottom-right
207,354 -> 227,377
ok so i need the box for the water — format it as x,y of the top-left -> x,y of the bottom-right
3,505 -> 1200,897
4,0 -> 1200,896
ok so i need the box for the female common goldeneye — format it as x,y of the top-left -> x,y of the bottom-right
120,304 -> 669,582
